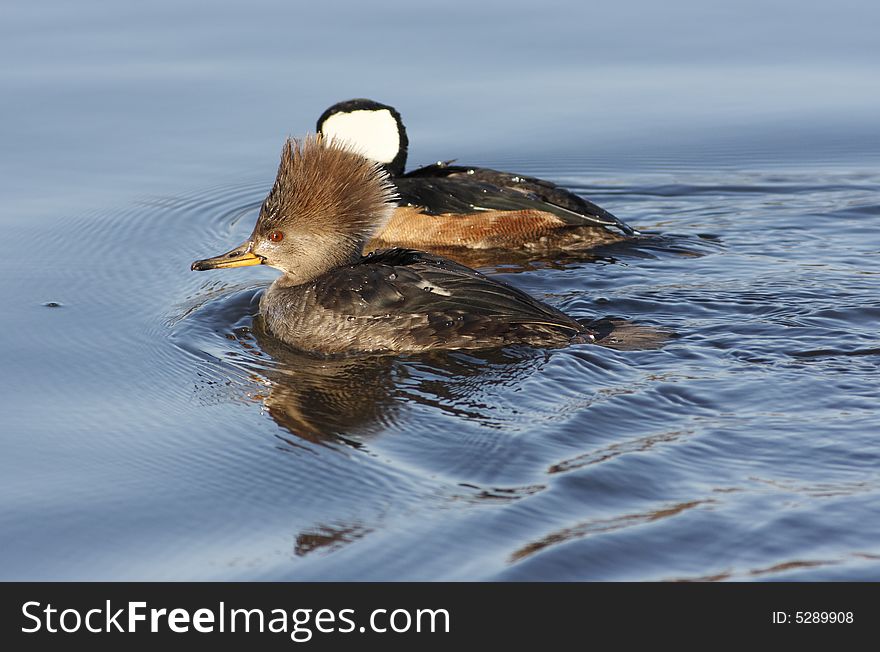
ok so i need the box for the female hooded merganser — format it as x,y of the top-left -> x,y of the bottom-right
192,136 -> 594,356
316,99 -> 638,254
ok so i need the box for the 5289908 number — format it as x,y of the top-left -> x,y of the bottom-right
795,612 -> 853,623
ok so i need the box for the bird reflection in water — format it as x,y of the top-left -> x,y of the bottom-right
244,315 -> 554,447
249,319 -> 401,446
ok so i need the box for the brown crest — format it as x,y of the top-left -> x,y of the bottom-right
257,134 -> 399,247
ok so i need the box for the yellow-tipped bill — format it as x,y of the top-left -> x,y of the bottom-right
191,242 -> 264,271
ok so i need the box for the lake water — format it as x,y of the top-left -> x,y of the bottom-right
2,0 -> 879,580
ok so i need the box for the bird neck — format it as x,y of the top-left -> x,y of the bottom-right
273,237 -> 365,288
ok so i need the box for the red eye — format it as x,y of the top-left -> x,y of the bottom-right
268,230 -> 284,242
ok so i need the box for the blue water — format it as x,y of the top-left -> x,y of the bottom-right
2,0 -> 879,580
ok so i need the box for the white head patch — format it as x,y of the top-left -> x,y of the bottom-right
320,109 -> 400,165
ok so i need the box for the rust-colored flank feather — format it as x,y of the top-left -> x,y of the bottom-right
366,207 -> 624,266
371,207 -> 568,249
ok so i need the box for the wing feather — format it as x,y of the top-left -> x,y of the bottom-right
315,249 -> 583,335
398,163 -> 636,236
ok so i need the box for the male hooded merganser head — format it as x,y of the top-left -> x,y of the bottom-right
316,99 -> 639,256
316,98 -> 409,177
192,136 -> 593,355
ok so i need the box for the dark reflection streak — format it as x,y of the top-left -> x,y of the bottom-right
548,429 -> 692,475
510,500 -> 713,563
453,483 -> 547,503
790,347 -> 880,359
669,558 -> 839,582
673,571 -> 732,583
294,523 -> 373,558
750,559 -> 830,576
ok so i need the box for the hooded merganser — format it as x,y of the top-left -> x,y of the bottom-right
191,136 -> 594,355
316,99 -> 638,253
